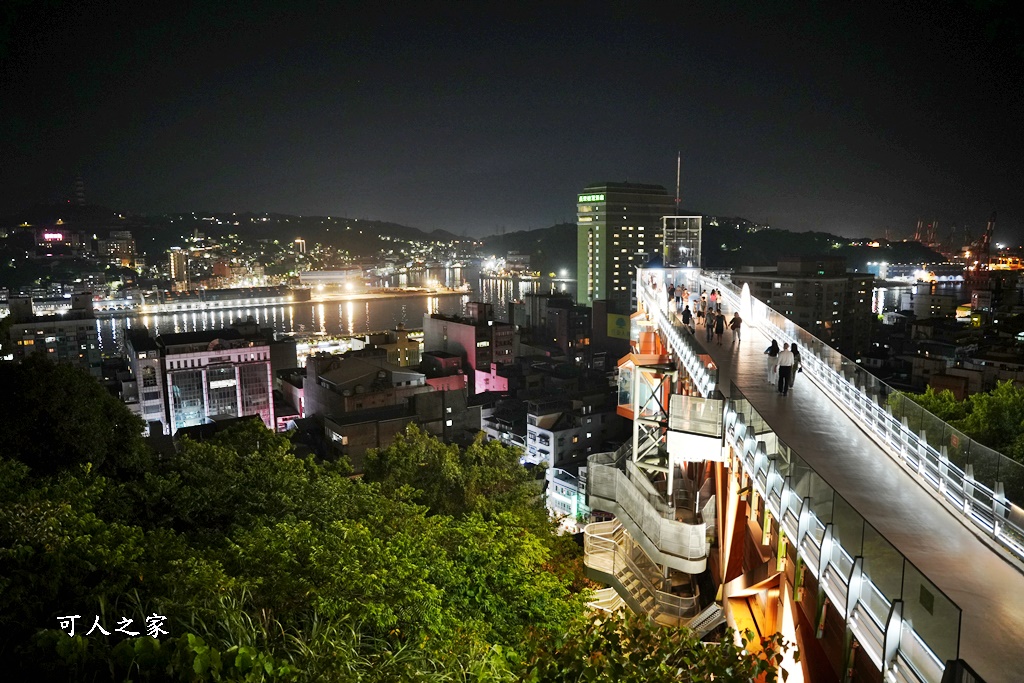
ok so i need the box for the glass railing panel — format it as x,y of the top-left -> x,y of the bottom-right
917,411 -> 949,456
966,441 -> 1001,493
774,441 -> 795,478
859,580 -> 892,631
801,534 -> 822,575
789,453 -> 814,500
668,394 -> 723,437
898,626 -> 944,683
1000,457 -> 1024,512
901,562 -> 961,670
941,465 -> 967,507
831,493 -> 865,558
829,541 -> 854,581
808,516 -> 826,545
806,471 -> 835,525
860,524 -> 904,605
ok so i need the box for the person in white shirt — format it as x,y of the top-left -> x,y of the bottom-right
777,343 -> 795,395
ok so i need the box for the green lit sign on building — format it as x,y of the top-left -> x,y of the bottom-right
578,193 -> 605,203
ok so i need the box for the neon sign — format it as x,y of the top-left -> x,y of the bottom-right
578,193 -> 605,203
43,232 -> 64,241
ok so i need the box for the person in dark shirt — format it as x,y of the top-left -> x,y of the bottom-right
714,311 -> 726,345
764,340 -> 780,384
729,312 -> 742,342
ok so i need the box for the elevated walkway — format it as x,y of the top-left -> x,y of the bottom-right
670,277 -> 1024,683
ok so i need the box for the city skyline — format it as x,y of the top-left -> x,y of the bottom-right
2,2 -> 1022,240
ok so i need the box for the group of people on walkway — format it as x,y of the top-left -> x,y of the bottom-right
763,340 -> 802,395
679,304 -> 743,346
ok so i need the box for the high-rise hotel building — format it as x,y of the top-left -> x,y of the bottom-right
576,183 -> 676,313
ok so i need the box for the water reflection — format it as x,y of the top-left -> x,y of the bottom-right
96,268 -> 576,356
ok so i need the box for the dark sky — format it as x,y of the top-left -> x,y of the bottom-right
2,1 -> 1022,240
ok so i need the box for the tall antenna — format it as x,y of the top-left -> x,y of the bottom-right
675,151 -> 681,211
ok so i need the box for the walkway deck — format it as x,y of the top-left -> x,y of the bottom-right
691,319 -> 1024,682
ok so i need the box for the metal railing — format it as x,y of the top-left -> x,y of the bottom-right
646,269 -> 1024,563
637,281 -> 718,397
587,455 -> 708,563
725,386 -> 960,683
583,521 -> 702,626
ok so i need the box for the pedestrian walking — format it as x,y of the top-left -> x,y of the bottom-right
729,312 -> 742,342
777,343 -> 795,395
791,343 -> 802,385
714,310 -> 726,345
706,310 -> 715,342
681,305 -> 693,332
764,340 -> 780,384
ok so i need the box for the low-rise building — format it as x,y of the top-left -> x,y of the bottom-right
732,256 -> 874,357
7,293 -> 101,377
126,327 -> 275,434
423,302 -> 516,394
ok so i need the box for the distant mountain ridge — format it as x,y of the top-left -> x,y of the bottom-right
3,204 -> 944,274
477,220 -> 945,276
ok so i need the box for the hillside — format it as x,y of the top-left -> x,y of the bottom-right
479,222 -> 944,278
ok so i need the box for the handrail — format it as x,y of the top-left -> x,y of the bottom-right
722,383 -> 961,683
637,280 -> 717,396
583,522 -> 701,623
649,269 -> 1024,563
587,457 -> 707,561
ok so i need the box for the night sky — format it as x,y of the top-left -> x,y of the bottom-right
2,1 -> 1022,240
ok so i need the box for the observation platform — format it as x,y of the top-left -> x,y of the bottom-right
677,289 -> 1024,683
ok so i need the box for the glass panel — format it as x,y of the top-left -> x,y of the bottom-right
861,524 -> 903,604
669,394 -> 723,437
860,581 -> 892,629
806,472 -> 834,525
901,562 -> 960,665
617,364 -> 633,408
968,442 -> 1001,492
170,368 -> 206,430
239,361 -> 272,428
206,366 -> 239,418
832,494 -> 865,558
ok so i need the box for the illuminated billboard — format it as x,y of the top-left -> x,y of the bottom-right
607,314 -> 630,339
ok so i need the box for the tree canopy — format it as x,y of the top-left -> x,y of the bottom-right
1,357 -> 793,681
899,381 -> 1024,463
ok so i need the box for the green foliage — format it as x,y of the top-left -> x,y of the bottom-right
364,424 -> 543,521
0,383 -> 589,679
955,381 -> 1024,460
897,380 -> 1024,463
137,421 -> 311,536
0,354 -> 149,477
899,386 -> 968,423
1,369 -> 788,681
517,610 -> 797,683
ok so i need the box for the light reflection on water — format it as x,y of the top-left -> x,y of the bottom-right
97,269 -> 573,356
